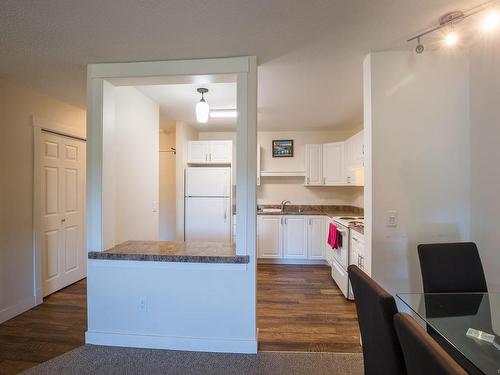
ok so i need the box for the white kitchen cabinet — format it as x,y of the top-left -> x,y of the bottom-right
210,140 -> 232,163
323,142 -> 345,185
187,140 -> 232,164
187,141 -> 211,163
305,144 -> 323,185
257,215 -> 283,258
304,142 -> 344,186
345,131 -> 364,185
349,230 -> 365,271
283,216 -> 308,259
258,215 -> 327,261
257,144 -> 261,186
307,216 -> 326,259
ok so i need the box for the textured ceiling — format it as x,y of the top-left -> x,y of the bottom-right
0,0 -> 483,130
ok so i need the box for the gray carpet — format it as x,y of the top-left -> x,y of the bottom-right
22,345 -> 364,375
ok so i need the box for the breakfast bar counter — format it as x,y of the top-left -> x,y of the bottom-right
88,240 -> 249,264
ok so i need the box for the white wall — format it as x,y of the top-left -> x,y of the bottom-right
365,51 -> 471,293
86,260 -> 257,353
0,78 -> 86,323
199,130 -> 364,206
103,86 -> 159,246
175,122 -> 198,240
470,36 -> 500,291
159,129 -> 176,240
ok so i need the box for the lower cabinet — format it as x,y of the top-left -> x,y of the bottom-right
258,215 -> 326,261
349,230 -> 365,270
283,216 -> 307,258
308,216 -> 327,259
257,215 -> 283,258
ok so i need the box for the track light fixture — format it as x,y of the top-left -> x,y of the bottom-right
408,0 -> 500,54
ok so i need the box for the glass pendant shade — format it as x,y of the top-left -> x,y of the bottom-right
196,99 -> 209,123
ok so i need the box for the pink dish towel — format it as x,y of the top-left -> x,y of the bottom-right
327,223 -> 339,249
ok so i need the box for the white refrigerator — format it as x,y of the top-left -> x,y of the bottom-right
184,167 -> 231,241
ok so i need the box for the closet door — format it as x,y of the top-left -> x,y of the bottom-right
40,131 -> 86,296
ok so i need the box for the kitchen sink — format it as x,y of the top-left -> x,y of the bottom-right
261,208 -> 282,213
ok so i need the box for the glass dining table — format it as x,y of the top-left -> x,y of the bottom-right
397,293 -> 500,375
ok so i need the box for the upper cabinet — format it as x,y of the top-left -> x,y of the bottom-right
304,130 -> 364,186
187,140 -> 232,164
344,130 -> 364,186
323,142 -> 345,185
304,144 -> 323,185
257,144 -> 261,186
345,130 -> 364,169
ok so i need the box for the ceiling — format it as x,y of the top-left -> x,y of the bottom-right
137,82 -> 237,131
0,0 -> 485,130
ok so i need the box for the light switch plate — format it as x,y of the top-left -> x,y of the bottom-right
152,200 -> 158,212
387,210 -> 397,227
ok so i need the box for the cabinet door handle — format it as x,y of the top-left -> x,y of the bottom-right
209,153 -> 212,162
323,177 -> 326,184
306,177 -> 310,184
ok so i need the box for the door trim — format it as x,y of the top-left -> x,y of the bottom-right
33,117 -> 86,304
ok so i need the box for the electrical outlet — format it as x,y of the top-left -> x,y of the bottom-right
387,210 -> 398,227
139,298 -> 147,312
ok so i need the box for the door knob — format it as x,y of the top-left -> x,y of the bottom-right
61,218 -> 66,222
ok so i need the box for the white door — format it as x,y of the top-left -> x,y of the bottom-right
185,197 -> 231,241
39,131 -> 86,296
323,142 -> 345,185
305,144 -> 323,185
209,140 -> 232,163
185,167 -> 230,197
187,141 -> 210,163
257,215 -> 283,258
283,216 -> 307,259
307,216 -> 326,259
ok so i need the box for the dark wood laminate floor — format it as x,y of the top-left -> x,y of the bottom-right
257,264 -> 360,353
0,265 -> 360,374
0,279 -> 87,375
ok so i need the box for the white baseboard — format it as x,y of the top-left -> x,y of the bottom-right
85,331 -> 258,354
0,295 -> 37,324
258,258 -> 327,265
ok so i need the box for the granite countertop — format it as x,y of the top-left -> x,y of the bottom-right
349,224 -> 364,235
257,204 -> 365,236
88,240 -> 249,264
256,204 -> 363,219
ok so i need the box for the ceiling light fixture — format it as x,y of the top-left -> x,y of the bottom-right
444,30 -> 459,46
407,0 -> 500,54
196,88 -> 209,123
209,109 -> 238,118
482,11 -> 500,31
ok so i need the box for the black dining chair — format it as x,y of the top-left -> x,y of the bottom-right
348,265 -> 407,375
394,312 -> 468,375
417,242 -> 487,293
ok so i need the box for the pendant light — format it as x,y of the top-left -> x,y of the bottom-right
196,88 -> 209,123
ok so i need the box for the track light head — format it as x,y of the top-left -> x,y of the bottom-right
415,38 -> 425,54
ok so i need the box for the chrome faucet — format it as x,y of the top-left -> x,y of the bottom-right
280,200 -> 291,212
